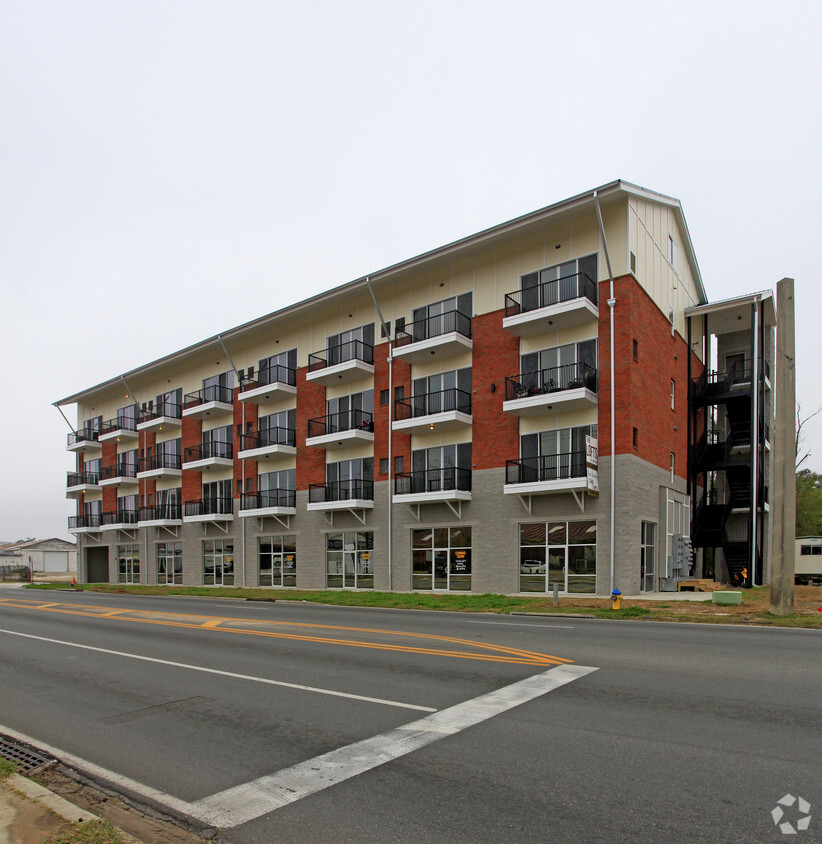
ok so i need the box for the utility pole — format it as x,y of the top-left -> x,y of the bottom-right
770,278 -> 796,615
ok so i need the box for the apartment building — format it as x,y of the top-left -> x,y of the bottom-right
56,180 -> 774,594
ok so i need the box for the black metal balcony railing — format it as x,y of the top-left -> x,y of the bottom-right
239,427 -> 296,451
183,441 -> 233,462
240,489 -> 297,510
394,467 -> 472,496
100,463 -> 139,481
505,363 -> 598,401
505,452 -> 586,485
100,415 -> 138,435
308,410 -> 374,438
691,366 -> 767,397
504,271 -> 598,318
308,339 -> 374,372
183,385 -> 234,409
68,514 -> 101,530
67,471 -> 100,488
240,364 -> 297,392
139,504 -> 182,522
184,497 -> 234,517
138,453 -> 182,472
101,509 -> 139,526
138,402 -> 182,423
394,388 -> 471,421
395,309 -> 472,347
309,479 -> 374,503
67,428 -> 100,447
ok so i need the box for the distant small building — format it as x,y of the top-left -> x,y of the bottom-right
796,536 -> 822,584
0,538 -> 77,573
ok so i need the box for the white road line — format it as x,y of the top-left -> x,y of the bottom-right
189,663 -> 598,829
464,621 -> 575,629
0,627 -> 434,713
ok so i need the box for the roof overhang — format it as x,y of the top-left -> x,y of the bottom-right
685,290 -> 776,335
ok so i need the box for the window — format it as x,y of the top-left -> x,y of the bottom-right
394,455 -> 404,474
259,348 -> 297,386
630,251 -> 637,274
203,539 -> 234,585
117,449 -> 138,474
203,479 -> 232,513
257,409 -> 296,445
155,387 -> 182,417
325,458 -> 373,501
326,532 -> 374,588
671,379 -> 675,410
519,521 -> 596,593
380,389 -> 390,406
117,544 -> 140,584
407,444 -> 471,493
326,391 -> 374,431
412,527 -> 472,591
633,427 -> 638,449
670,452 -> 675,481
202,370 -> 234,402
409,295 -> 472,341
668,235 -> 678,272
259,535 -> 296,587
327,324 -> 375,365
632,339 -> 638,361
394,385 -> 405,402
640,523 -> 656,592
409,368 -> 471,416
519,254 -> 598,309
517,425 -> 597,482
380,458 -> 389,475
800,545 -> 812,556
157,542 -> 182,585
116,404 -> 138,429
380,320 -> 392,339
156,487 -> 180,518
258,468 -> 296,507
520,340 -> 597,393
202,424 -> 232,458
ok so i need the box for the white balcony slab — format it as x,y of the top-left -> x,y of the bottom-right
138,518 -> 183,527
98,475 -> 139,488
392,333 -> 472,364
66,483 -> 100,499
306,359 -> 374,386
239,505 -> 297,518
68,524 -> 101,535
237,443 -> 297,460
136,467 -> 183,480
182,400 -> 234,420
307,499 -> 374,512
393,489 -> 472,505
99,428 -> 139,443
66,439 -> 102,453
182,456 -> 234,471
306,429 -> 374,449
504,477 -> 588,496
239,381 -> 297,402
183,512 -> 234,523
502,299 -> 599,336
392,410 -> 472,435
503,388 -> 597,417
137,415 -> 183,432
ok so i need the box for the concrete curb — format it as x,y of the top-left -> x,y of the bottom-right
7,773 -> 100,825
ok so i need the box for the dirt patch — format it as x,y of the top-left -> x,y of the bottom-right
1,780 -> 74,843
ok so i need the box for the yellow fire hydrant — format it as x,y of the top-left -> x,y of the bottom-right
610,588 -> 622,610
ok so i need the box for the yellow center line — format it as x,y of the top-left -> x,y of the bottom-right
0,597 -> 572,666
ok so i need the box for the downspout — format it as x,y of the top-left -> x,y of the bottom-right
218,335 -> 246,587
750,296 -> 761,586
366,277 -> 393,591
593,192 -> 617,594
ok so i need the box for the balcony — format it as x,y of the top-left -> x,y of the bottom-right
239,489 -> 297,518
394,467 -> 472,504
137,453 -> 183,480
182,385 -> 234,419
393,310 -> 473,363
98,416 -> 139,443
239,366 -> 297,403
66,471 -> 100,498
306,410 -> 375,448
182,441 -> 233,470
393,388 -> 472,435
99,463 -> 139,488
101,509 -> 139,531
306,340 -> 374,385
238,427 -> 297,459
504,452 -> 588,495
66,429 -> 102,453
503,363 -> 598,416
307,479 -> 374,512
137,403 -> 182,432
183,497 -> 234,523
503,272 -> 598,336
138,504 -> 182,527
68,514 -> 102,534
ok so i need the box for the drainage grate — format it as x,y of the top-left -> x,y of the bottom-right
0,737 -> 54,773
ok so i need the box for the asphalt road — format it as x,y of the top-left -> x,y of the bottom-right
0,588 -> 819,842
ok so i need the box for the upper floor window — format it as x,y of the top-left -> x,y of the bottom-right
328,324 -> 375,365
406,294 -> 473,342
520,254 -> 598,307
668,235 -> 678,272
203,370 -> 234,402
258,348 -> 297,386
520,341 -> 597,392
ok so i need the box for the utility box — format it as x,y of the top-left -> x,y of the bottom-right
712,591 -> 742,605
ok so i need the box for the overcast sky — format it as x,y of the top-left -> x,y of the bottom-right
1,0 -> 819,541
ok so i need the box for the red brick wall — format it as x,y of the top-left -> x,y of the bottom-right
233,388 -> 257,493
597,275 -> 694,478
181,416 -> 202,503
374,344 -> 411,481
101,441 -> 117,511
140,431 -> 156,504
472,310 -> 520,470
295,367 -> 327,490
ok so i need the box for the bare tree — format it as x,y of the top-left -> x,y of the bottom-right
796,402 -> 822,469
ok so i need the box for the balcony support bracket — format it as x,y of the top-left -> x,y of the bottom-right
349,508 -> 367,526
517,495 -> 533,516
444,500 -> 462,520
117,528 -> 138,542
201,520 -> 230,535
571,490 -> 586,513
159,525 -> 179,538
405,504 -> 421,522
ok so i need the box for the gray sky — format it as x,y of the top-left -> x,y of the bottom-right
1,0 -> 819,541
